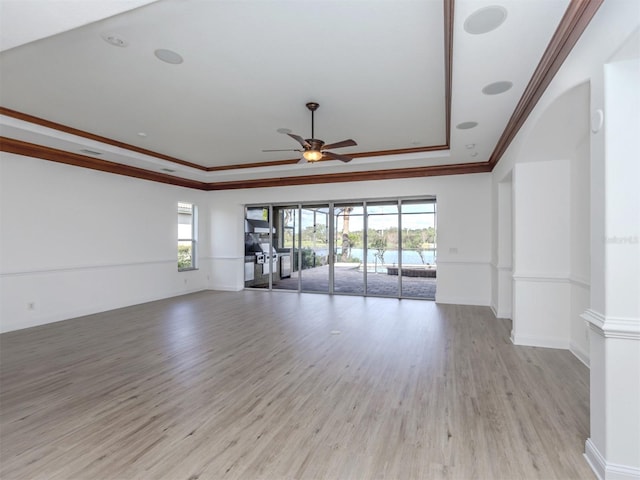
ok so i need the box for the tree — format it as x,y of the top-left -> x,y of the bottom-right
370,232 -> 387,265
424,226 -> 436,245
403,231 -> 427,264
301,223 -> 327,246
340,207 -> 353,262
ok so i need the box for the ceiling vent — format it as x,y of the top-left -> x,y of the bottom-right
79,149 -> 102,155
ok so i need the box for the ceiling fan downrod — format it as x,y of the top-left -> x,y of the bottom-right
306,102 -> 319,139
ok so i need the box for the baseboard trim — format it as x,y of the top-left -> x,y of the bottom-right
569,341 -> 590,367
435,295 -> 490,307
490,304 -> 512,319
210,285 -> 243,292
0,288 -> 208,334
511,333 -> 569,350
585,438 -> 606,480
585,438 -> 640,480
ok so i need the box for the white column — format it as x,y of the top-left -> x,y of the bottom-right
583,57 -> 640,480
494,176 -> 513,319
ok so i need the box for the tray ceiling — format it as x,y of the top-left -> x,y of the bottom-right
0,0 -> 602,189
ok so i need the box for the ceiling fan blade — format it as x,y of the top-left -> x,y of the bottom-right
287,133 -> 311,149
322,139 -> 357,150
262,148 -> 301,152
298,156 -> 308,164
323,151 -> 353,163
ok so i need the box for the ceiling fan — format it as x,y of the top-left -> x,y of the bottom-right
262,102 -> 357,163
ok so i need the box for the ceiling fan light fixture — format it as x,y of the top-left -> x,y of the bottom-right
303,150 -> 323,162
264,102 -> 355,164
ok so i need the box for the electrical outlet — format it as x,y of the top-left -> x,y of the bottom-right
184,278 -> 188,285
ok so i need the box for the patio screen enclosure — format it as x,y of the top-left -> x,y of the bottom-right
243,198 -> 437,299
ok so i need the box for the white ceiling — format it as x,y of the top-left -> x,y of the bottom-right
0,0 -> 571,185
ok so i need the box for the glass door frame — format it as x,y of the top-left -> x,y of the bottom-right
299,204 -> 332,294
244,196 -> 436,300
334,202 -> 366,296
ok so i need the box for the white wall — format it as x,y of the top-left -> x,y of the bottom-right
206,173 -> 493,306
491,81 -> 591,354
491,2 -> 639,475
0,152 -> 211,333
603,57 -> 640,322
586,53 -> 640,478
0,155 -> 492,333
512,159 -> 571,349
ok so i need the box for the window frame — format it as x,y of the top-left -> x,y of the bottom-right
178,202 -> 198,271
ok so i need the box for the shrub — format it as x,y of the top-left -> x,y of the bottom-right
178,244 -> 192,269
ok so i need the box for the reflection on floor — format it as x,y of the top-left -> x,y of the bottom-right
271,265 -> 436,299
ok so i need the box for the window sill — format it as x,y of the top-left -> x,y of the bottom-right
178,267 -> 199,272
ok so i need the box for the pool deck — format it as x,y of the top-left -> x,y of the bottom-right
268,264 -> 437,300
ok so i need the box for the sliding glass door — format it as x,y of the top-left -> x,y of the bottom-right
244,206 -> 273,290
271,205 -> 299,291
244,198 -> 437,300
333,203 -> 365,295
366,202 -> 399,297
300,205 -> 330,293
400,200 -> 437,299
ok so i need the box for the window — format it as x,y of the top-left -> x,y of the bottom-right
178,202 -> 197,270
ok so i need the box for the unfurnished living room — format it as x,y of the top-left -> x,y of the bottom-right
0,1 -> 638,479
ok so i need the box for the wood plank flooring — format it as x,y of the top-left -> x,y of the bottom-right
0,291 -> 593,479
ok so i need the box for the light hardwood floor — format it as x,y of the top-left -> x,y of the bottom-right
0,291 -> 593,479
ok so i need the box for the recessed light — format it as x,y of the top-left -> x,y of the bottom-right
138,132 -> 147,137
464,6 -> 508,35
466,143 -> 475,149
482,81 -> 513,95
456,121 -> 478,130
470,152 -> 479,157
102,34 -> 128,47
154,49 -> 184,65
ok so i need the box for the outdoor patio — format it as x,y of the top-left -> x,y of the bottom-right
270,264 -> 436,300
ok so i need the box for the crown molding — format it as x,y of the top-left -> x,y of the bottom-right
205,144 -> 450,172
205,161 -> 491,190
0,106 -> 208,171
0,136 -> 209,190
444,0 -> 454,145
1,136 -> 490,190
488,0 -> 604,168
0,0 -> 604,188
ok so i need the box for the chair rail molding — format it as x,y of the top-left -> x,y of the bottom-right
582,309 -> 640,340
0,259 -> 177,277
512,271 -> 572,283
